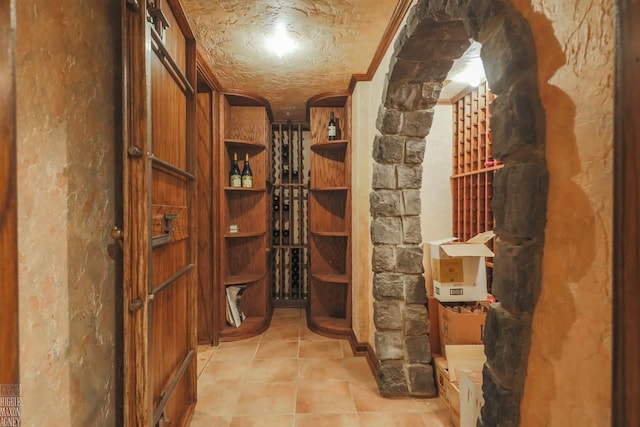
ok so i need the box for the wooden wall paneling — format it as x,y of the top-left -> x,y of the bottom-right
0,0 -> 18,389
613,0 -> 640,425
196,88 -> 214,345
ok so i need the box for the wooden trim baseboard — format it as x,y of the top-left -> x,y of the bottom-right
348,331 -> 379,377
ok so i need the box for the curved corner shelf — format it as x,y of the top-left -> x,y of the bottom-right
311,273 -> 349,284
311,230 -> 348,237
224,186 -> 265,192
223,273 -> 266,286
224,231 -> 266,239
310,186 -> 348,192
220,315 -> 271,342
224,139 -> 266,152
306,315 -> 350,338
311,140 -> 348,152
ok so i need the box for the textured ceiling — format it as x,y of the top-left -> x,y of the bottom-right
183,0 -> 401,122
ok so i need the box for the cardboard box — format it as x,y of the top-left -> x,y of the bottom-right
448,381 -> 461,427
428,296 -> 441,355
459,369 -> 484,427
438,302 -> 487,356
444,345 -> 486,383
429,231 -> 494,302
433,355 -> 450,404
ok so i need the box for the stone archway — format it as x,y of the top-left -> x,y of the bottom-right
370,1 -> 548,425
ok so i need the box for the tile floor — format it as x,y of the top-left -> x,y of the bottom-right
191,308 -> 449,427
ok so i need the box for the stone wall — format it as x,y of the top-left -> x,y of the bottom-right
371,2 -> 548,426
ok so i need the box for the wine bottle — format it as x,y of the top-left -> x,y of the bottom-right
229,152 -> 241,187
241,153 -> 253,188
328,111 -> 337,140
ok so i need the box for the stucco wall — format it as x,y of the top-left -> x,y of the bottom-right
511,1 -> 614,425
351,0 -> 417,346
16,2 -> 119,426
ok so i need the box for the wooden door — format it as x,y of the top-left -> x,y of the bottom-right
122,0 -> 197,425
613,0 -> 640,425
0,0 -> 19,390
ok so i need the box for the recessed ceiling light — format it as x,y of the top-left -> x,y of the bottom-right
265,22 -> 298,58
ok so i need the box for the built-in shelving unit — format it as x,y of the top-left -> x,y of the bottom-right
217,93 -> 272,341
307,94 -> 352,337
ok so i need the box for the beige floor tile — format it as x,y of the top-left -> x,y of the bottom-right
189,410 -> 231,427
420,411 -> 450,427
234,382 -> 297,415
296,382 -> 357,414
340,340 -> 355,358
261,325 -> 300,342
197,380 -> 243,416
255,340 -> 299,359
246,359 -> 299,383
295,413 -> 360,427
359,412 -> 427,427
197,345 -> 217,378
298,358 -> 349,382
213,341 -> 260,361
350,382 -> 418,413
299,340 -> 343,359
299,326 -> 335,342
273,308 -> 302,318
230,415 -> 294,427
342,358 -> 377,387
412,396 -> 449,413
270,316 -> 301,327
201,358 -> 252,382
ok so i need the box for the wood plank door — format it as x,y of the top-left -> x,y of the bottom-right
122,0 -> 197,425
0,0 -> 19,391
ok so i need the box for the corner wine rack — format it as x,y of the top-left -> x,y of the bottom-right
217,92 -> 272,341
307,94 -> 352,337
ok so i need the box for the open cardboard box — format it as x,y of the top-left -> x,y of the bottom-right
429,231 -> 495,302
438,301 -> 488,357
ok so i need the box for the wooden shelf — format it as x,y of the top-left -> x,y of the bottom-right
220,315 -> 271,342
224,186 -> 265,192
224,138 -> 266,151
307,97 -> 352,336
310,186 -> 348,192
223,273 -> 266,286
311,273 -> 349,283
311,140 -> 348,151
311,231 -> 348,237
224,231 -> 266,238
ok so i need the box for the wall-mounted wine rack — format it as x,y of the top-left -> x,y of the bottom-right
271,123 -> 310,307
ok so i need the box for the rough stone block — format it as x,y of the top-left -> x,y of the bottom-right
481,13 -> 537,95
371,217 -> 402,245
370,190 -> 403,217
491,75 -> 545,160
373,300 -> 403,330
418,82 -> 443,109
404,304 -> 430,336
402,216 -> 422,244
492,163 -> 548,241
372,164 -> 396,189
405,138 -> 426,164
396,246 -> 424,274
404,274 -> 427,304
453,0 -> 510,40
373,135 -> 405,164
373,272 -> 404,300
389,59 -> 420,83
402,190 -> 421,215
376,106 -> 403,134
386,81 -> 423,109
491,239 -> 543,314
479,363 -> 522,427
483,303 -> 531,390
405,335 -> 431,364
397,165 -> 423,189
407,363 -> 437,397
377,360 -> 409,397
375,331 -> 404,361
372,244 -> 396,272
400,110 -> 434,138
414,59 -> 456,82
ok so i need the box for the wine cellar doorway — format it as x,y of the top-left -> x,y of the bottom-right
271,123 -> 310,307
